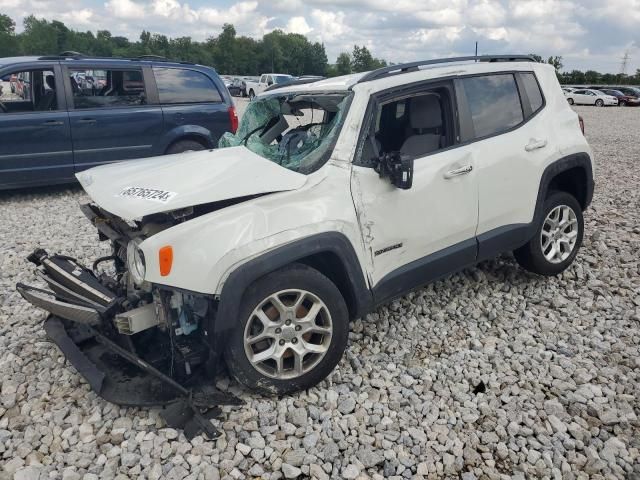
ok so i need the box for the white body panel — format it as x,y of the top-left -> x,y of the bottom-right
476,66 -> 561,234
79,60 -> 592,300
76,146 -> 307,220
141,161 -> 368,294
351,146 -> 478,285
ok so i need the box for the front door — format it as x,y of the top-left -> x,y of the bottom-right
64,66 -> 163,171
350,82 -> 479,303
0,64 -> 73,188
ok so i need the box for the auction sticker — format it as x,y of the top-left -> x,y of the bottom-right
117,186 -> 177,203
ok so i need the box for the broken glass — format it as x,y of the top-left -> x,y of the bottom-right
218,92 -> 352,174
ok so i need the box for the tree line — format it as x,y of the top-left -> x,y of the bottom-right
1,14 -> 637,84
0,14 -> 387,77
530,54 -> 640,85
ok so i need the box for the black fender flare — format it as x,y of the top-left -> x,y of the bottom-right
211,232 -> 372,354
530,152 -> 594,233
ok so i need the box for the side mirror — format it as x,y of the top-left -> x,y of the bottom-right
375,152 -> 413,189
267,80 -> 273,86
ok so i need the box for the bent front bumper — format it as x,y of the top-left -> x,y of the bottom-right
16,249 -> 241,439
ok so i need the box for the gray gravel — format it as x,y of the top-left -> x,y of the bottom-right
1,105 -> 639,479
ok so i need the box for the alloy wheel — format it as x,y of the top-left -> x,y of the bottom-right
540,205 -> 579,264
243,289 -> 333,379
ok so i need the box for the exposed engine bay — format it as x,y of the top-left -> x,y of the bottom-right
16,203 -> 241,439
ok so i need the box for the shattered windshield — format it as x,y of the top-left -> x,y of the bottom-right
218,92 -> 352,174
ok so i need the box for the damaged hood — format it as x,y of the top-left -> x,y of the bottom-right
76,146 -> 307,220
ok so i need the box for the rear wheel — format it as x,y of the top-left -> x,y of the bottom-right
166,139 -> 206,155
595,99 -> 604,107
224,264 -> 349,395
567,98 -> 574,105
514,192 -> 584,276
248,89 -> 255,100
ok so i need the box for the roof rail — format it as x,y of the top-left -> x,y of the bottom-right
59,51 -> 84,57
135,55 -> 168,61
357,54 -> 535,84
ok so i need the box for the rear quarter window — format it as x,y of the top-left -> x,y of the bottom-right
462,73 -> 524,139
154,67 -> 222,104
520,72 -> 544,114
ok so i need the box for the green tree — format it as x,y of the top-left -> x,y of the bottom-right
20,16 -> 59,54
335,52 -> 352,75
547,56 -> 563,71
0,14 -> 18,57
529,53 -> 544,63
584,70 -> 601,84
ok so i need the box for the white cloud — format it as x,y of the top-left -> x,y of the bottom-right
1,0 -> 638,73
286,16 -> 312,34
105,0 -> 145,19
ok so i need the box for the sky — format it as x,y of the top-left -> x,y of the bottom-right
1,0 -> 639,73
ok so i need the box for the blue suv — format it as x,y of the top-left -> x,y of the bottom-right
0,53 -> 238,189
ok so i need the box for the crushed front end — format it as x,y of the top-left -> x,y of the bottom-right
16,203 -> 241,439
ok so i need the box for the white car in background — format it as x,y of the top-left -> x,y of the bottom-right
565,88 -> 618,107
245,73 -> 294,99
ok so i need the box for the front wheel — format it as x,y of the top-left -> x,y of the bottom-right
595,99 -> 604,107
620,100 -> 626,106
248,89 -> 255,100
224,264 -> 349,395
514,192 -> 584,276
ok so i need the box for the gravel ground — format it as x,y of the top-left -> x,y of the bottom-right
1,105 -> 639,480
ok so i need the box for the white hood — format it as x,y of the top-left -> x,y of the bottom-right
76,146 -> 307,220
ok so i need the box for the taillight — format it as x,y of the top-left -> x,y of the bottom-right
578,115 -> 584,135
228,106 -> 238,134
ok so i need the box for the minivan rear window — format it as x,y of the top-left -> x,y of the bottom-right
154,67 -> 222,104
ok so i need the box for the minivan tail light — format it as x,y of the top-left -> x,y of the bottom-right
578,115 -> 585,135
228,106 -> 239,134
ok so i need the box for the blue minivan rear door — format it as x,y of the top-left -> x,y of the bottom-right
153,66 -> 231,147
64,65 -> 164,171
0,64 -> 73,189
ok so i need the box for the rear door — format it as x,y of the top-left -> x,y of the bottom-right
64,64 -> 164,171
153,66 -> 230,146
463,70 -> 559,257
0,64 -> 74,188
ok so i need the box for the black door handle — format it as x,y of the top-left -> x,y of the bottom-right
43,120 -> 64,126
77,118 -> 97,124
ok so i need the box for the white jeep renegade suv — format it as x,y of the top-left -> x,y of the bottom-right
19,55 -> 594,400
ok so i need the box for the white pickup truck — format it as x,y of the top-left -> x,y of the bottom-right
245,73 -> 294,98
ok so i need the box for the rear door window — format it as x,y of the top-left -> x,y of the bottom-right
461,73 -> 524,139
154,67 -> 222,104
70,68 -> 146,109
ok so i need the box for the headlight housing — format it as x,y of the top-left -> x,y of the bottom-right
126,238 -> 146,285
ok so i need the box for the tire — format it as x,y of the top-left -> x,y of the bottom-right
165,139 -> 206,155
567,98 -> 574,105
248,89 -> 255,100
224,263 -> 349,395
595,99 -> 604,107
620,100 -> 626,107
514,192 -> 584,276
